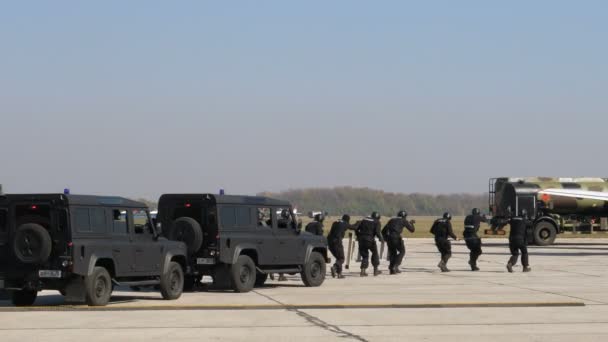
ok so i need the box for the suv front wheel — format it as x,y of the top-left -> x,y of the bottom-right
85,266 -> 113,306
230,255 -> 256,293
160,261 -> 184,300
301,252 -> 326,287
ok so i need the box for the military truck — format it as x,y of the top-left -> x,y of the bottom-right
489,177 -> 608,245
157,194 -> 329,293
0,194 -> 187,306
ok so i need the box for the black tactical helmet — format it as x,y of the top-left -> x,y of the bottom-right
314,213 -> 325,222
281,209 -> 291,219
342,214 -> 351,223
371,211 -> 381,220
472,208 -> 480,215
443,212 -> 452,220
397,210 -> 408,218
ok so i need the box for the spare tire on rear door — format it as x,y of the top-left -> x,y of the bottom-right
170,217 -> 203,255
12,223 -> 52,264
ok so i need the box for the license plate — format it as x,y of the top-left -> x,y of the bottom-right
38,270 -> 62,278
196,258 -> 215,265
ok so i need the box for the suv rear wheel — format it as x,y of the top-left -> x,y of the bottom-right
170,217 -> 204,255
85,266 -> 113,306
301,252 -> 326,287
230,255 -> 256,293
160,261 -> 184,300
12,223 -> 52,264
11,289 -> 38,307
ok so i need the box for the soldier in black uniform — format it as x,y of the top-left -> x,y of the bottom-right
305,213 -> 325,236
430,212 -> 458,272
327,214 -> 354,279
382,210 -> 415,274
463,208 -> 488,271
356,211 -> 384,277
507,209 -> 531,273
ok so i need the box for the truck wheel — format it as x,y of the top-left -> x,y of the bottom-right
533,221 -> 557,246
301,252 -> 326,287
254,273 -> 268,287
11,290 -> 38,307
170,217 -> 203,255
12,223 -> 52,264
230,255 -> 256,293
85,267 -> 113,306
160,261 -> 184,300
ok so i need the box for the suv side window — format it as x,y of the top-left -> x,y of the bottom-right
131,209 -> 153,235
90,208 -> 107,234
257,207 -> 271,228
220,206 -> 237,227
0,209 -> 7,233
74,208 -> 91,232
276,207 -> 294,229
112,209 -> 128,235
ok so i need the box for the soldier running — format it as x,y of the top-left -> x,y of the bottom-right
305,213 -> 325,236
430,212 -> 458,272
507,209 -> 532,273
463,208 -> 488,271
382,210 -> 415,274
327,214 -> 355,279
356,211 -> 384,277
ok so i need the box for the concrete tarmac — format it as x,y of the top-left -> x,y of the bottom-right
2,238 -> 608,341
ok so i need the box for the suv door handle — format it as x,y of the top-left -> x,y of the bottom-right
112,249 -> 120,253
257,240 -> 263,245
135,249 -> 143,252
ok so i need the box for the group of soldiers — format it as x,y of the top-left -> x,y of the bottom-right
304,209 -> 532,278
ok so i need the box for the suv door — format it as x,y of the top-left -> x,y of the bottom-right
272,207 -> 305,265
129,209 -> 162,274
109,208 -> 133,276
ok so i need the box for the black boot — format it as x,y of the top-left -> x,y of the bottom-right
360,269 -> 368,277
373,267 -> 382,276
330,265 -> 337,278
507,262 -> 513,273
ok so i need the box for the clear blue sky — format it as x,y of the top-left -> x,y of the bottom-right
1,1 -> 607,199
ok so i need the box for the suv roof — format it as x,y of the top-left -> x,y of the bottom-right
159,193 -> 291,207
0,194 -> 145,208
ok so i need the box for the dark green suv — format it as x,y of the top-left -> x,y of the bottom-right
0,194 -> 187,306
158,194 -> 328,292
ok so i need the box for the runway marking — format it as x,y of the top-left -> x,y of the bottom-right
0,301 -> 584,312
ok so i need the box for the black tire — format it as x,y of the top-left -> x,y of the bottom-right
254,273 -> 268,287
533,221 -> 557,246
160,261 -> 184,300
11,290 -> 38,307
230,255 -> 256,293
12,223 -> 52,264
170,217 -> 203,255
85,267 -> 113,306
301,252 -> 326,287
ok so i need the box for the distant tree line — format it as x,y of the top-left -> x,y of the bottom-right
258,187 -> 487,216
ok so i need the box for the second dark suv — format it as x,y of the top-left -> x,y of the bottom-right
157,194 -> 328,292
0,194 -> 187,306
